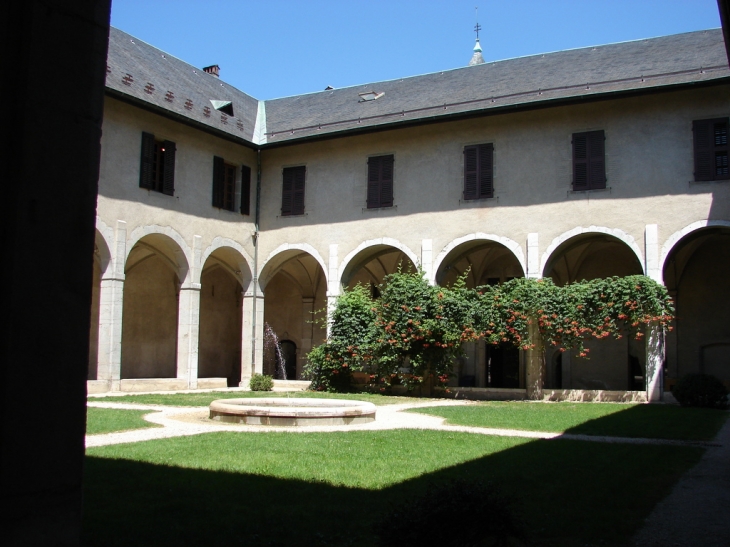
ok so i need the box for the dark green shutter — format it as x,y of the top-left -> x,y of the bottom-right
367,155 -> 394,208
139,132 -> 155,189
572,133 -> 589,190
478,144 -> 494,198
162,140 -> 176,196
693,118 -> 729,181
240,164 -> 251,215
587,131 -> 605,189
463,146 -> 478,200
292,166 -> 306,215
281,167 -> 294,215
212,156 -> 224,207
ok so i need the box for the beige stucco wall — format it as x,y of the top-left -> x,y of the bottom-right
257,85 -> 730,288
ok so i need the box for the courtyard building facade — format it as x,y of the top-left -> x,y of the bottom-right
89,27 -> 730,400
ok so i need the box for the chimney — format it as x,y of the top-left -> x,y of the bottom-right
203,65 -> 220,78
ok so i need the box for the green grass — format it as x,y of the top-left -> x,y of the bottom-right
410,401 -> 729,441
84,429 -> 703,547
86,407 -> 160,435
89,390 -> 428,407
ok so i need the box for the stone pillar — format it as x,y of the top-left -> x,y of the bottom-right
525,318 -> 545,399
645,224 -> 661,283
177,284 -> 202,389
300,297 -> 316,377
421,239 -> 434,285
96,220 -> 126,391
326,243 -> 339,337
527,233 -> 540,279
645,322 -> 665,403
176,235 -> 202,389
241,292 -> 265,382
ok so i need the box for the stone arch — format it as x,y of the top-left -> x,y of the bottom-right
433,233 -> 526,288
198,241 -> 252,387
121,231 -> 190,379
260,243 -> 328,292
540,226 -> 644,280
661,221 -> 730,386
200,237 -> 254,290
659,220 -> 730,280
126,225 -> 192,285
260,245 -> 328,379
338,238 -> 419,290
94,218 -> 114,276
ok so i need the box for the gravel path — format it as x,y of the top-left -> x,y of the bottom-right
632,412 -> 730,547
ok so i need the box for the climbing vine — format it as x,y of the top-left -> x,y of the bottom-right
304,271 -> 674,393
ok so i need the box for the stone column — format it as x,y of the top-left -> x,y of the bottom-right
645,322 -> 665,403
96,220 -> 126,391
177,283 -> 201,389
326,243 -> 339,337
177,235 -> 202,389
527,233 -> 540,279
525,318 -> 545,399
242,291 -> 265,383
421,239 -> 434,285
645,224 -> 661,283
299,297 -> 316,378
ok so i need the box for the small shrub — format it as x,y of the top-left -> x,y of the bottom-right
672,373 -> 728,409
374,479 -> 525,547
249,373 -> 274,392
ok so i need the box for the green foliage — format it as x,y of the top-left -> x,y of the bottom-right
374,479 -> 525,547
249,373 -> 274,391
306,272 -> 675,393
672,373 -> 729,409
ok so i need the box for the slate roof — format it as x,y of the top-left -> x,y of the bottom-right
105,27 -> 260,143
106,27 -> 729,147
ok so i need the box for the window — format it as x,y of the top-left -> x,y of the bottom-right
463,143 -> 494,199
367,154 -> 394,208
212,156 -> 237,211
139,132 -> 175,195
282,166 -> 306,216
572,130 -> 605,190
693,118 -> 729,181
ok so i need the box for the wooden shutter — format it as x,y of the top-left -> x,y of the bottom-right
478,144 -> 494,197
463,146 -> 478,200
694,118 -> 729,181
587,131 -> 605,189
379,155 -> 394,207
240,164 -> 251,215
162,139 -> 176,196
367,155 -> 394,208
292,166 -> 306,215
281,167 -> 294,215
212,156 -> 224,207
573,130 -> 604,190
139,132 -> 155,189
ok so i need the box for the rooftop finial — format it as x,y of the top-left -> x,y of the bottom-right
469,6 -> 485,66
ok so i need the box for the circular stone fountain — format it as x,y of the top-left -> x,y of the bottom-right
209,398 -> 376,426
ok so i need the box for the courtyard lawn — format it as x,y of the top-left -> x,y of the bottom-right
84,429 -> 703,547
410,401 -> 729,441
89,390 -> 428,407
86,407 -> 160,435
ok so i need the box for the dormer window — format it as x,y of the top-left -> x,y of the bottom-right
210,100 -> 234,117
359,91 -> 384,102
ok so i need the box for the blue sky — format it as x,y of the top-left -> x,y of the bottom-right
110,0 -> 722,100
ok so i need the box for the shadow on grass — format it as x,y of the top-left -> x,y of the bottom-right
83,433 -> 703,546
563,404 -> 729,441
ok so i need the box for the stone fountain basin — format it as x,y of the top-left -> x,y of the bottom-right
209,397 -> 376,426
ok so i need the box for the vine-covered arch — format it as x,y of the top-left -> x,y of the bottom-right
338,238 -> 419,290
540,226 -> 644,281
433,233 -> 526,287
